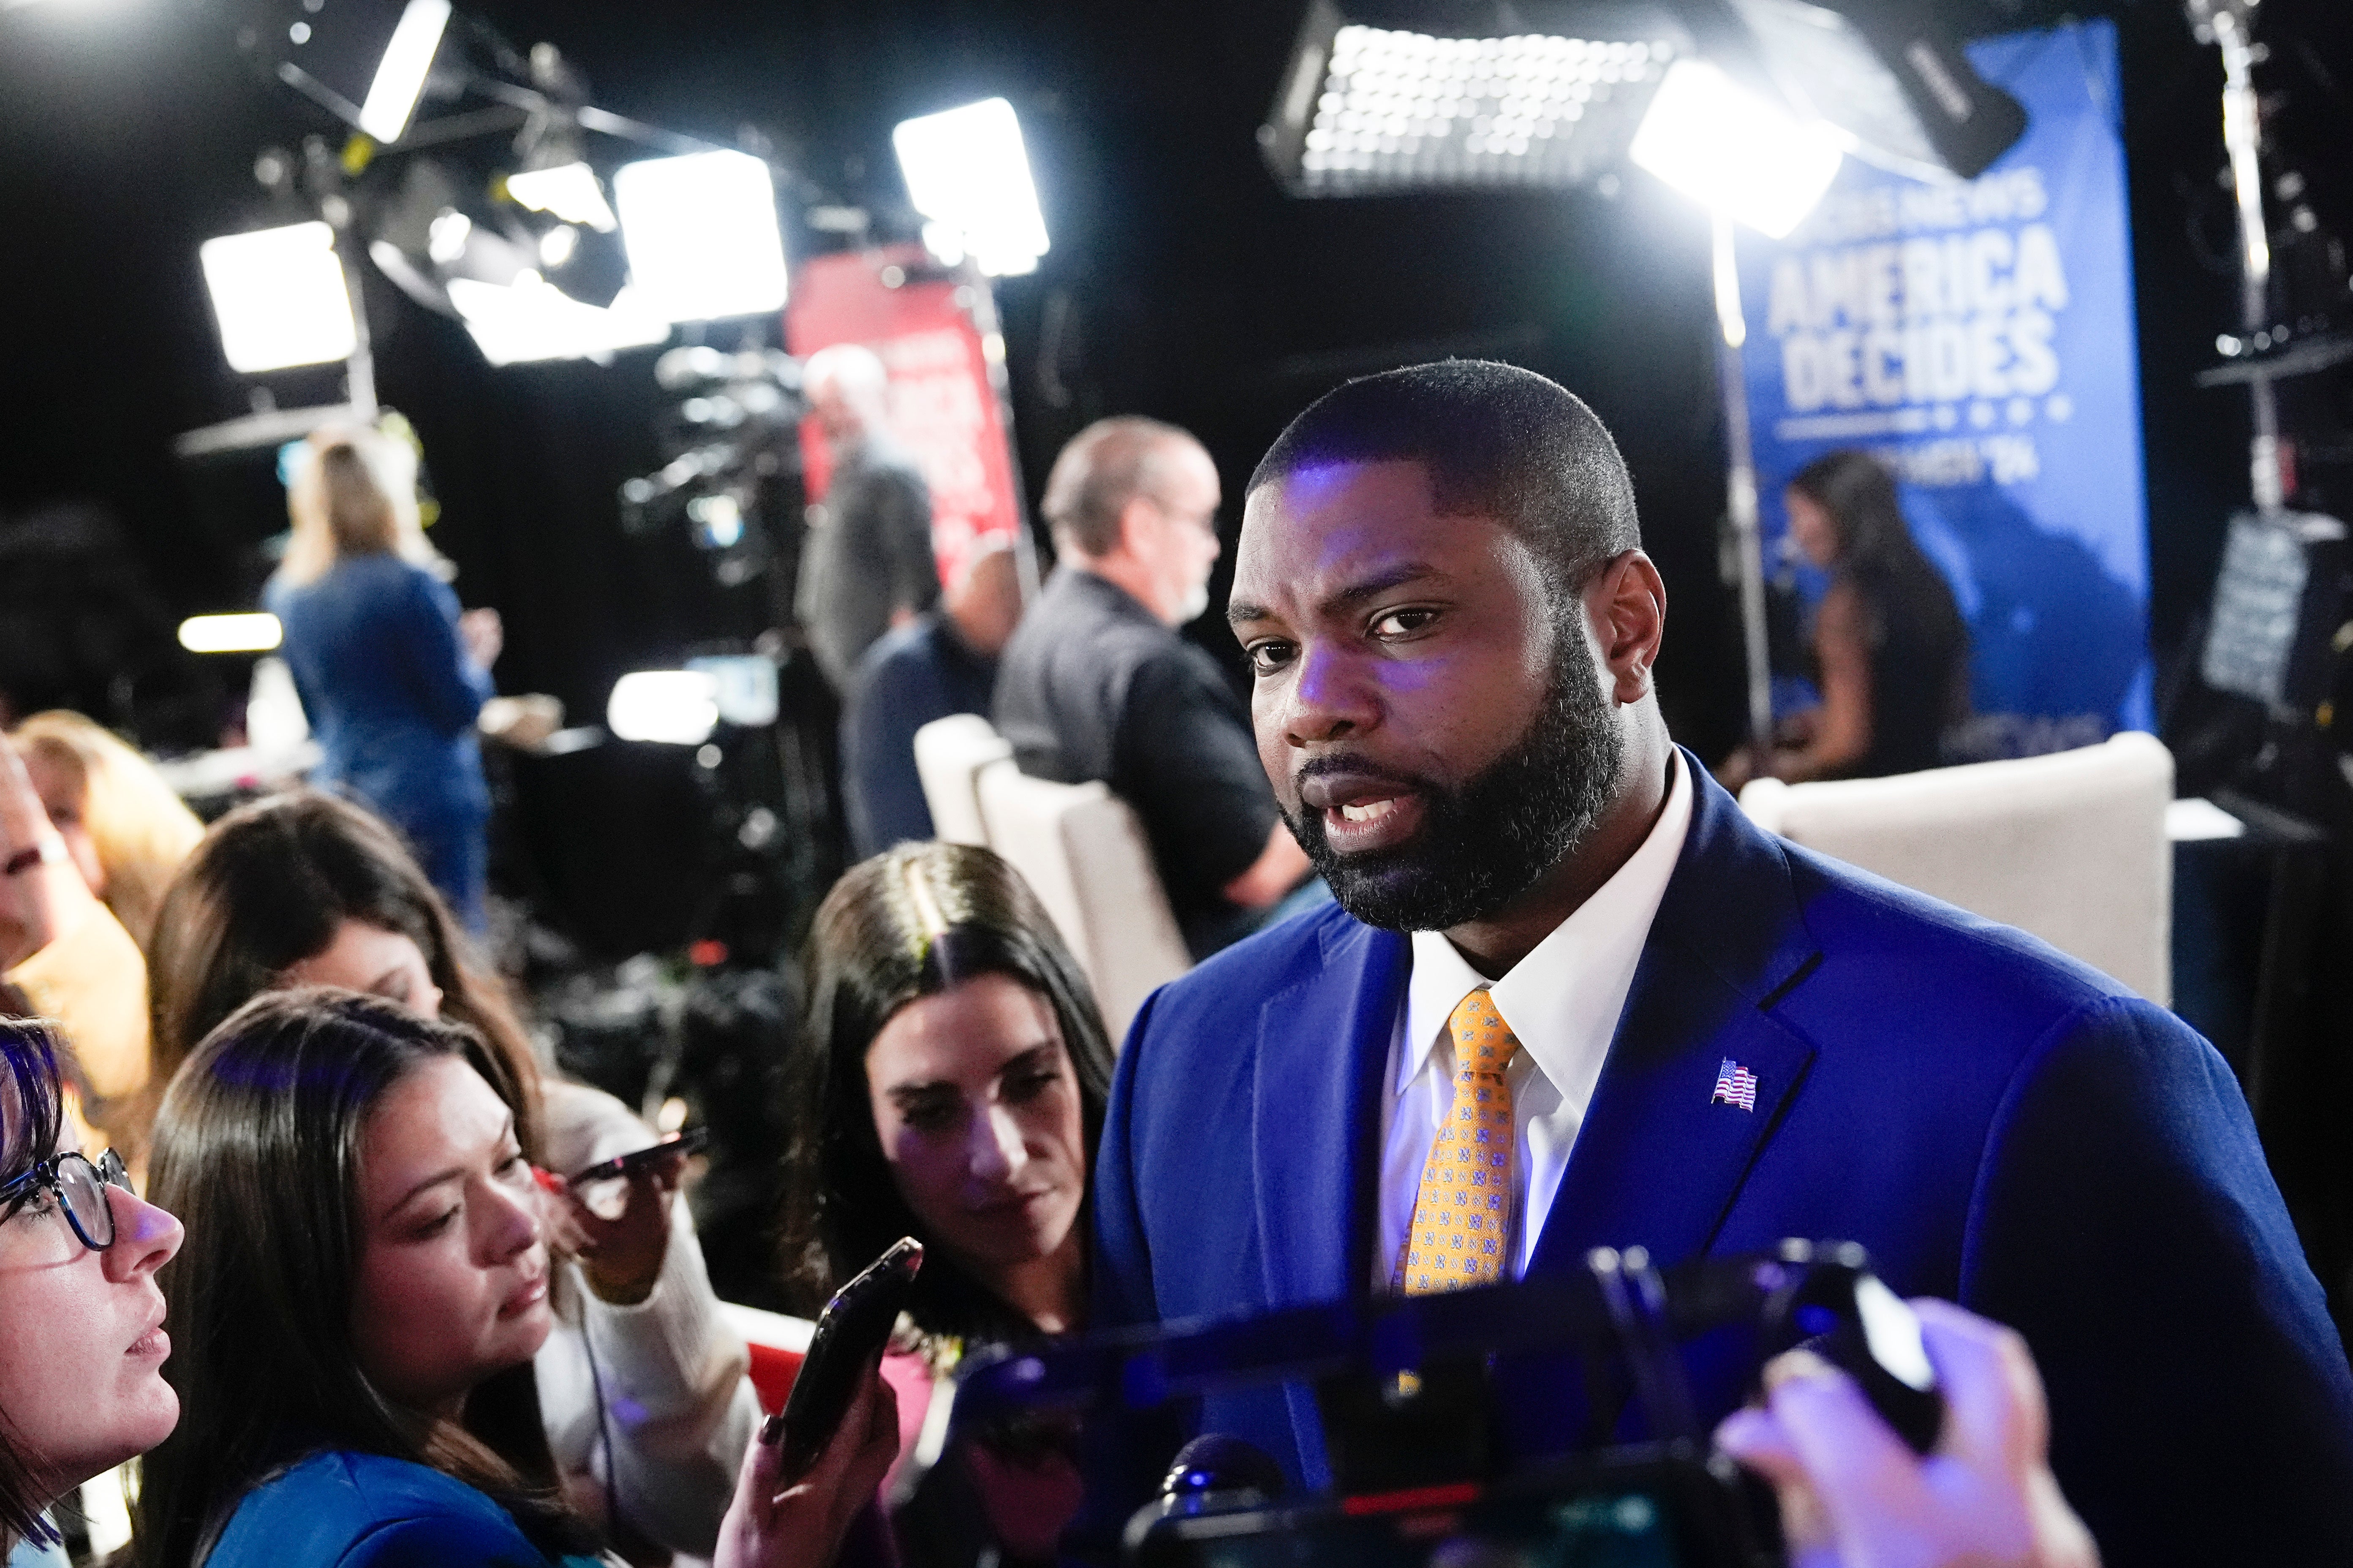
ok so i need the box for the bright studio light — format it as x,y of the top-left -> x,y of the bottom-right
177,613 -> 283,654
356,0 -> 450,143
1277,23 -> 1677,195
892,98 -> 1050,277
507,162 -> 618,232
446,272 -> 667,367
198,222 -> 359,373
1629,58 -> 1843,238
607,669 -> 720,745
612,150 -> 789,323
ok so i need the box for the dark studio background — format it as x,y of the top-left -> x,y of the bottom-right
8,0 -> 2350,936
3,0 -> 2353,1301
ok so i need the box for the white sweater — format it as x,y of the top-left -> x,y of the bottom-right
536,1079 -> 761,1560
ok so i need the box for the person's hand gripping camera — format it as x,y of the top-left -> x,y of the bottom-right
1716,1298 -> 2099,1568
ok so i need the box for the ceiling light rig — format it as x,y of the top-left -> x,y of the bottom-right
194,0 -> 799,388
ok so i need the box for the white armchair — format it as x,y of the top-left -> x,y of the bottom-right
911,713 -> 1013,848
974,764 -> 1191,1044
1738,732 -> 2174,1004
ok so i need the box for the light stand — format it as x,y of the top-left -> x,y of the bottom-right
2198,0 -> 2286,513
1711,211 -> 1773,755
956,268 -> 1046,605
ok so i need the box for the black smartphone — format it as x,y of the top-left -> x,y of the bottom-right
775,1236 -> 924,1478
569,1126 -> 711,1187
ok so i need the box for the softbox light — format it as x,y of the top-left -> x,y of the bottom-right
1628,57 -> 1844,237
612,150 -> 790,323
506,161 -> 618,232
607,670 -> 720,745
1720,0 -> 2026,182
892,98 -> 1051,277
264,0 -> 451,145
199,221 -> 360,372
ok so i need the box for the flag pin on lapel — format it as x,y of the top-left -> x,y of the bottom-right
1711,1058 -> 1759,1112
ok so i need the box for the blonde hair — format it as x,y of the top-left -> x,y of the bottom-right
9,711 -> 204,950
278,426 -> 447,588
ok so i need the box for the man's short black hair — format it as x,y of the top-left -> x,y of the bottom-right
1247,359 -> 1642,593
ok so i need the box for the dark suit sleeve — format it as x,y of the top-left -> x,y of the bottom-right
841,647 -> 939,856
878,466 -> 940,615
1961,994 -> 2353,1565
392,568 -> 496,739
1113,648 -> 1281,895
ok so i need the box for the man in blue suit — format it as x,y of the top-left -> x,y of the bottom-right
1091,361 -> 2353,1564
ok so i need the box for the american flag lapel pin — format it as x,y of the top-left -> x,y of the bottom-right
1711,1058 -> 1759,1112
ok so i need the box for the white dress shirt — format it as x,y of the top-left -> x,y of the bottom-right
1374,750 -> 1694,1288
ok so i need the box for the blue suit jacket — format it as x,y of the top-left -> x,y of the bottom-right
1094,753 -> 2353,1565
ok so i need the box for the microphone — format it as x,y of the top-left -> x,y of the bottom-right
1161,1435 -> 1287,1514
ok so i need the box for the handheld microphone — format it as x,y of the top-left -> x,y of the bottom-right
1162,1435 -> 1287,1514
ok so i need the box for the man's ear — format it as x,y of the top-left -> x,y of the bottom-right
1589,550 -> 1667,704
1113,493 -> 1158,559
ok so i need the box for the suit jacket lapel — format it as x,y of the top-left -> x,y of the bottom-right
1252,917 -> 1407,1309
1528,752 -> 1823,1277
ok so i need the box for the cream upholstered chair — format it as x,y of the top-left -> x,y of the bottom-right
974,764 -> 1191,1043
1737,732 -> 2174,1004
912,714 -> 1013,848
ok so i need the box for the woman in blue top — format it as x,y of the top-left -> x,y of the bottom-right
133,988 -> 896,1568
264,431 -> 500,932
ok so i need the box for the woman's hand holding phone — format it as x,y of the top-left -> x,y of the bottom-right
713,1360 -> 899,1568
541,1133 -> 700,1305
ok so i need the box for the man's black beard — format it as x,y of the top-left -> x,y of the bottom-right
1283,632 -> 1627,932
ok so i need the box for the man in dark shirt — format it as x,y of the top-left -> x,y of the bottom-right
995,416 -> 1310,957
794,343 -> 941,691
841,538 -> 1022,855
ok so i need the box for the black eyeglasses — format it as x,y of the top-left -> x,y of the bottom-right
0,1148 -> 133,1252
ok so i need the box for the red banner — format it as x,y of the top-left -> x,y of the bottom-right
783,245 -> 1023,593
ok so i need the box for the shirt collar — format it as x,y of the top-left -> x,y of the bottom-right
1057,563 -> 1162,627
1400,749 -> 1694,1114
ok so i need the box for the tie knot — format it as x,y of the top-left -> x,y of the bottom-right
1446,989 -> 1519,1072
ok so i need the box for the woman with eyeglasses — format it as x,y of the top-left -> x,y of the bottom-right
778,842 -> 1114,1568
0,1019 -> 182,1567
136,987 -> 897,1568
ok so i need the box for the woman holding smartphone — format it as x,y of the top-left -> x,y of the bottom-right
778,842 -> 1115,1568
136,988 -> 895,1568
139,789 -> 759,1559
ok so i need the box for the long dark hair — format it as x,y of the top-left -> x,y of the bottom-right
779,843 -> 1114,1347
139,790 -> 541,1167
0,1020 -> 68,1548
1789,450 -> 1969,708
134,989 -> 593,1568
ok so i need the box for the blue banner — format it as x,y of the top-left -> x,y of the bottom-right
1738,19 -> 2149,751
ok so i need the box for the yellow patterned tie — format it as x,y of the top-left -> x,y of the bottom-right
1400,988 -> 1521,1294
